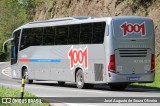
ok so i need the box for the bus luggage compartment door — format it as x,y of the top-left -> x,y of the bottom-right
115,49 -> 151,74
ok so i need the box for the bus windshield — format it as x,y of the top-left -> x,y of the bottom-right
11,30 -> 20,65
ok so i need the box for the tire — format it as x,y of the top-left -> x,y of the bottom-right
76,69 -> 87,89
58,81 -> 65,86
109,83 -> 128,91
23,68 -> 33,84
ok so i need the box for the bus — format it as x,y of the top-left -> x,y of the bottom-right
3,16 -> 155,90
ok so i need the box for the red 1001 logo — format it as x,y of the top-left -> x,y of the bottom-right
68,46 -> 88,70
121,22 -> 146,37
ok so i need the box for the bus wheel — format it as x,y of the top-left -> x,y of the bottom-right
23,68 -> 33,84
108,83 -> 128,91
58,81 -> 65,86
76,69 -> 87,89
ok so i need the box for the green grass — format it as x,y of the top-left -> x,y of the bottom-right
130,61 -> 160,89
0,86 -> 48,106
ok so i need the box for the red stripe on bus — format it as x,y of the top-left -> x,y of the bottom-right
19,59 -> 30,62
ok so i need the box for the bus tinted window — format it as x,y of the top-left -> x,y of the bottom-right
20,28 -> 31,50
13,30 -> 20,49
55,26 -> 68,45
68,24 -> 80,44
20,22 -> 106,50
43,27 -> 55,45
92,22 -> 105,44
31,27 -> 43,46
80,23 -> 92,44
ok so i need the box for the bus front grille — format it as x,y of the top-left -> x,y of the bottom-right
119,49 -> 147,57
94,64 -> 103,81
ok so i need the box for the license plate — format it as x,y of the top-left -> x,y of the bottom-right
128,77 -> 140,81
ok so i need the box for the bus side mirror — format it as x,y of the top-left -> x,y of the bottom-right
4,44 -> 8,53
3,38 -> 13,53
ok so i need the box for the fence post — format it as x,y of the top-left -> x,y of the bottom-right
20,75 -> 25,99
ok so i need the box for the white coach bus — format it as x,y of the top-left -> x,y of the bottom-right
3,16 -> 155,90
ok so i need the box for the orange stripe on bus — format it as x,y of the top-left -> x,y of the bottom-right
19,59 -> 30,62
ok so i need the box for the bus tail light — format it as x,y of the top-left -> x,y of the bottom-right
108,54 -> 116,73
151,54 -> 155,71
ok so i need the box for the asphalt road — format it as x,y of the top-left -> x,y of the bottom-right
0,62 -> 160,106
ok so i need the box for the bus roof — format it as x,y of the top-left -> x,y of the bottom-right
13,16 -> 152,32
13,16 -> 110,31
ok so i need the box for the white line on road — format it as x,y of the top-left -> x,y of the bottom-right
71,89 -> 108,94
65,103 -> 97,106
1,67 -> 12,78
0,62 -> 9,64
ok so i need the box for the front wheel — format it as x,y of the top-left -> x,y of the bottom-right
109,83 -> 128,91
23,68 -> 33,84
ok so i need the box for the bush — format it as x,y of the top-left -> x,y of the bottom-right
0,52 -> 7,62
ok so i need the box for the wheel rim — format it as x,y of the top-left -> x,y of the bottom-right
24,69 -> 29,81
77,72 -> 83,86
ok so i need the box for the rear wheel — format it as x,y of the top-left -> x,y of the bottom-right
23,68 -> 33,84
76,69 -> 88,89
109,83 -> 128,91
58,81 -> 65,86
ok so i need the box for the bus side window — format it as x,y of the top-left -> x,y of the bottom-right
68,24 -> 80,44
92,22 -> 106,44
43,27 -> 55,45
80,23 -> 92,44
20,28 -> 31,50
31,27 -> 43,46
55,26 -> 68,45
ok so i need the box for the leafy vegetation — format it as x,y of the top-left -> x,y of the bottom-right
116,0 -> 160,14
0,52 -> 8,62
0,0 -> 36,61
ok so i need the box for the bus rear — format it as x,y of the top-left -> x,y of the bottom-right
107,17 -> 155,88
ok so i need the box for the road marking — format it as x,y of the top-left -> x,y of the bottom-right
1,67 -> 12,77
0,62 -> 9,64
65,103 -> 97,106
0,83 -> 20,87
71,89 -> 108,94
